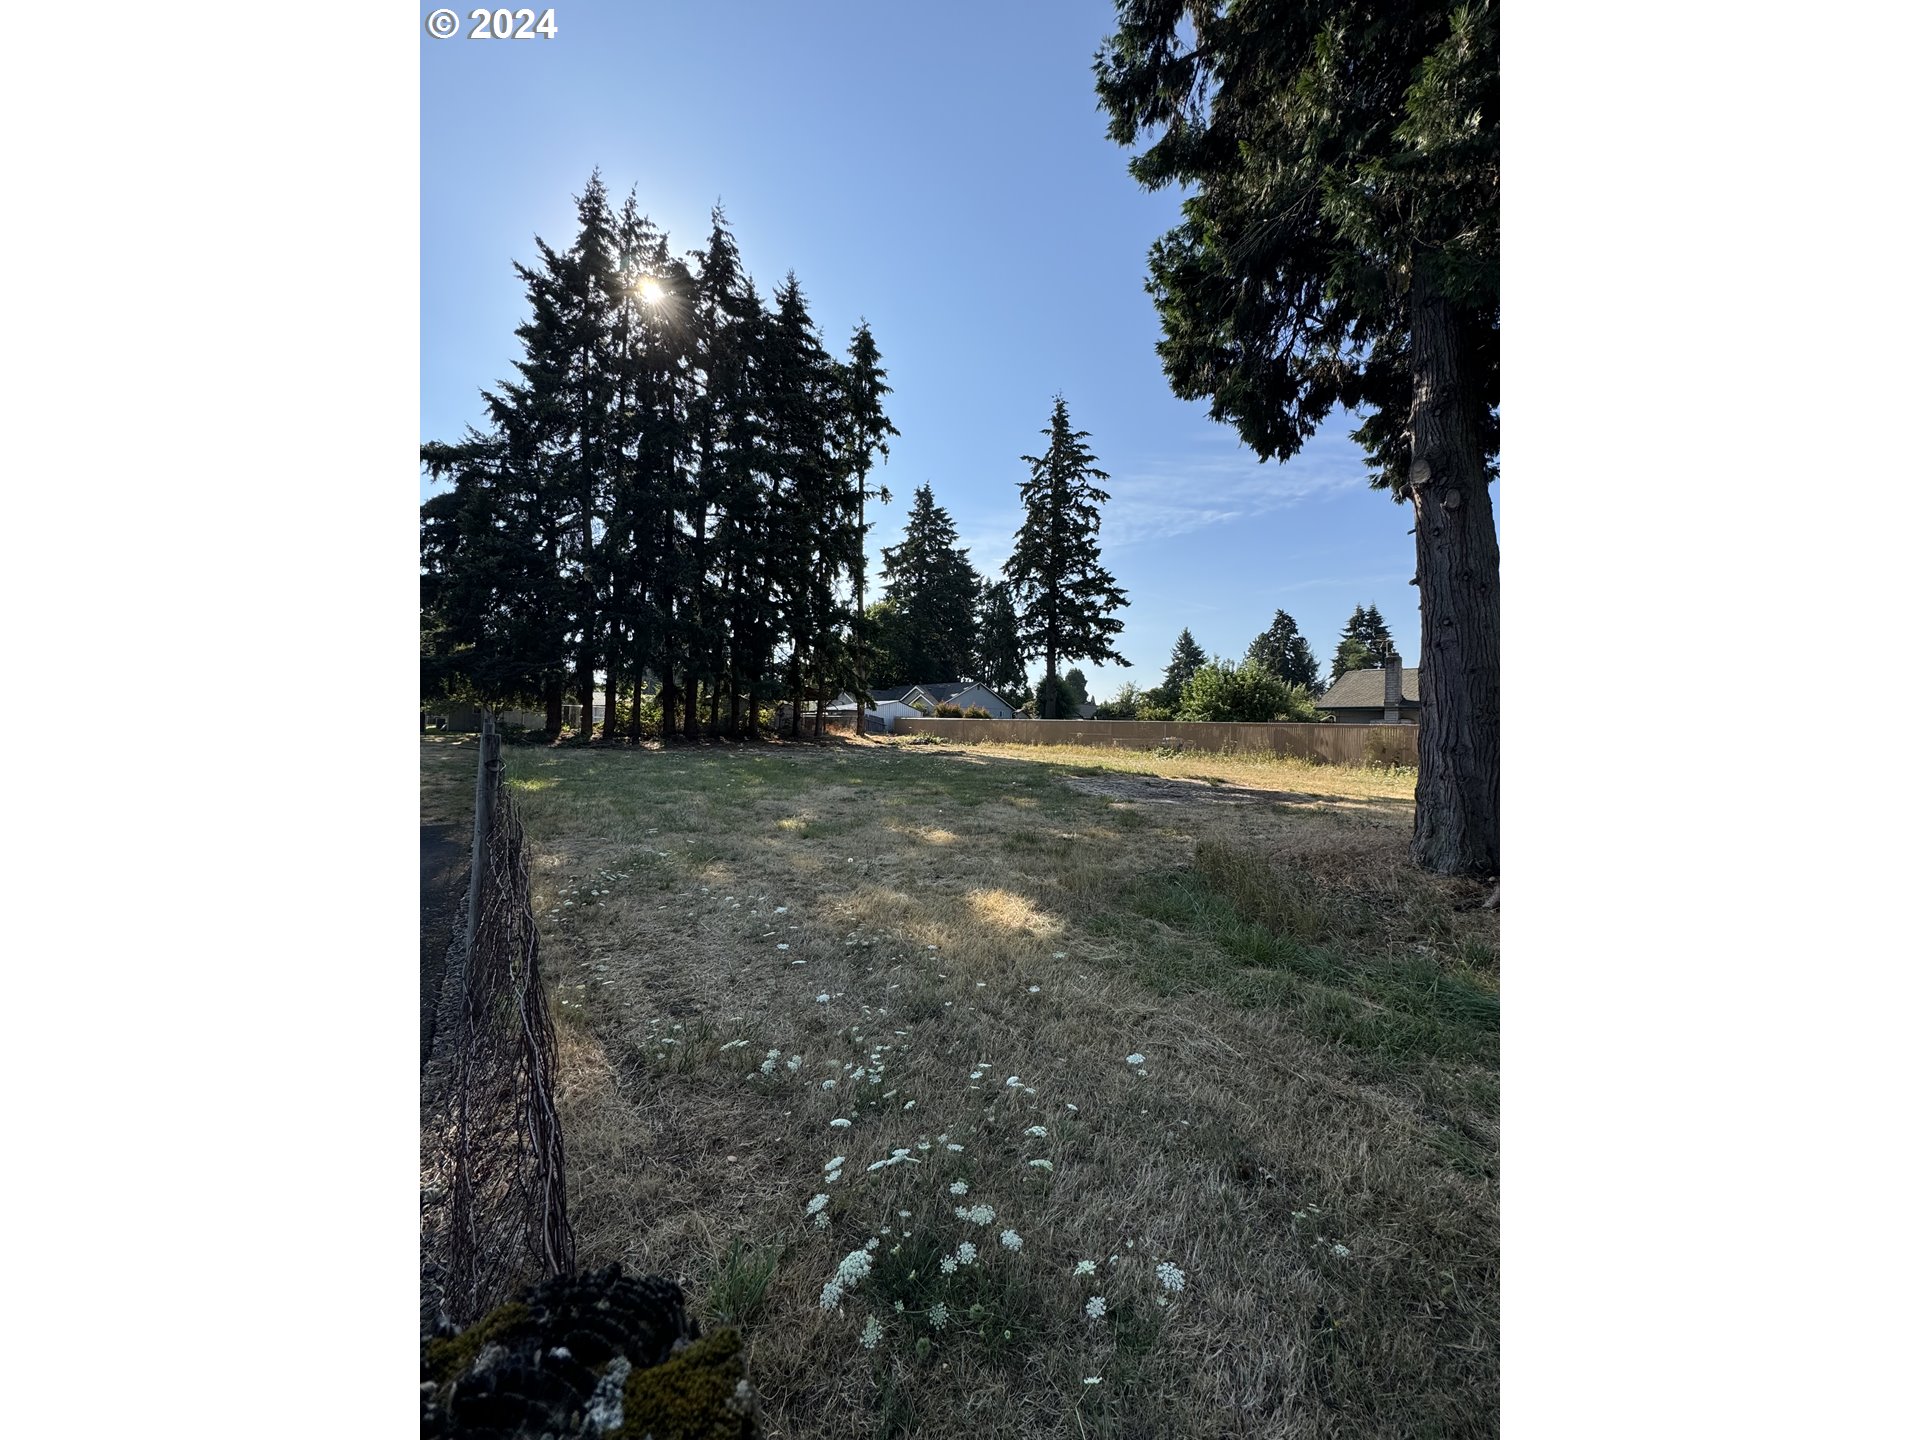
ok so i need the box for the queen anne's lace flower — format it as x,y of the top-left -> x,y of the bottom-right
955,1241 -> 978,1266
1073,1260 -> 1097,1277
859,1315 -> 883,1349
928,1302 -> 949,1330
1024,1125 -> 1047,1138
999,1229 -> 1023,1251
1155,1261 -> 1186,1293
1084,1295 -> 1107,1319
949,1180 -> 969,1196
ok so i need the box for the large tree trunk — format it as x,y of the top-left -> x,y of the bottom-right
659,671 -> 678,745
544,677 -> 564,738
745,685 -> 760,740
1407,253 -> 1500,876
683,667 -> 699,742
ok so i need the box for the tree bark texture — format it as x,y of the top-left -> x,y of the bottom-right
1407,253 -> 1500,876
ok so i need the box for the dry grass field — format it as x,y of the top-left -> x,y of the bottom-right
428,732 -> 1498,1439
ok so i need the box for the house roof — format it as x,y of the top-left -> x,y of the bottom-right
904,681 -> 970,703
1318,667 -> 1421,709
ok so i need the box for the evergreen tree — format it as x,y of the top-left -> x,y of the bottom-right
1245,608 -> 1321,692
761,273 -> 848,735
1003,397 -> 1129,717
1096,2 -> 1499,873
1062,668 -> 1090,709
878,484 -> 981,684
420,428 -> 570,715
1156,627 -> 1207,707
973,580 -> 1029,707
1329,604 -> 1395,682
837,322 -> 898,730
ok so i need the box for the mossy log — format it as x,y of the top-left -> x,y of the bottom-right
421,1265 -> 756,1439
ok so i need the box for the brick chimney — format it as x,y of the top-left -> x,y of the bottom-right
1382,652 -> 1403,723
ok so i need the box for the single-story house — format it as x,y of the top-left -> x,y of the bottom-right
831,681 -> 1018,720
1318,658 -> 1419,724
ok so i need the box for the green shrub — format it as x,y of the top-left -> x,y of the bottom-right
962,705 -> 990,719
933,702 -> 964,717
1176,659 -> 1322,723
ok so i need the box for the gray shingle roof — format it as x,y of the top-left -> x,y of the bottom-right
908,681 -> 970,703
1318,667 -> 1420,709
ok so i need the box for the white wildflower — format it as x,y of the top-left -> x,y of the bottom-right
816,993 -> 831,1003
1084,1295 -> 1107,1319
821,1079 -> 837,1091
825,1156 -> 846,1172
1125,1053 -> 1146,1066
1083,1375 -> 1101,1386
776,943 -> 789,951
1073,1260 -> 1097,1277
939,1256 -> 958,1275
1027,985 -> 1040,993
955,1241 -> 978,1266
999,1229 -> 1023,1251
830,1118 -> 851,1128
786,1056 -> 802,1071
1155,1261 -> 1186,1293
928,1302 -> 949,1330
859,1315 -> 883,1350
806,1194 -> 831,1217
1024,1125 -> 1047,1138
1330,1243 -> 1352,1258
818,1281 -> 844,1310
1028,1159 -> 1053,1171
950,1180 -> 969,1196
1004,1075 -> 1020,1087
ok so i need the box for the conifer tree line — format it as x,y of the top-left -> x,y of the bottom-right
420,173 -> 898,739
421,180 -> 1140,736
858,396 -> 1129,720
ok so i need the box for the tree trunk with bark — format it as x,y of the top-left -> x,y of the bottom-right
1407,253 -> 1500,876
544,677 -> 564,738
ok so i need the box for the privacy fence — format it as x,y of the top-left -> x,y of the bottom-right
422,715 -> 575,1327
892,716 -> 1420,766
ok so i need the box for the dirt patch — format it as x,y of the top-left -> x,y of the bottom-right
1063,772 -> 1358,810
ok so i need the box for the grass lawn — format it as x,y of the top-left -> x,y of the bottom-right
427,732 -> 1498,1439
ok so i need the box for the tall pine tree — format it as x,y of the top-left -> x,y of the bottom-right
1330,604 -> 1395,682
1245,608 -> 1321,692
1004,397 -> 1129,718
878,484 -> 981,684
837,322 -> 898,732
1156,627 -> 1207,708
1096,2 -> 1499,873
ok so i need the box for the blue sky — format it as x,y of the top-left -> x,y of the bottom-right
422,0 -> 1496,698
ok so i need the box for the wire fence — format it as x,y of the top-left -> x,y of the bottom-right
423,716 -> 575,1327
